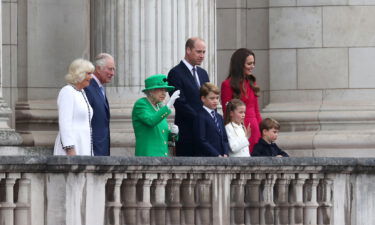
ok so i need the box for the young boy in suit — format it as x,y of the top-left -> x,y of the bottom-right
252,118 -> 289,157
193,83 -> 230,157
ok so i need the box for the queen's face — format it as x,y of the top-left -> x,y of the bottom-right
150,88 -> 167,103
243,55 -> 255,77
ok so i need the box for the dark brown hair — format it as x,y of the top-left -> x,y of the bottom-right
200,82 -> 220,97
259,118 -> 280,135
227,48 -> 260,98
224,99 -> 246,125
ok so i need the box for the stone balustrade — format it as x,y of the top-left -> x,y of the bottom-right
0,157 -> 374,225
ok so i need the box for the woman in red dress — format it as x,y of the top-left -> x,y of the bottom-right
221,48 -> 262,153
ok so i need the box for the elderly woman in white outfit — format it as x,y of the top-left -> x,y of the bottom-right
54,59 -> 94,156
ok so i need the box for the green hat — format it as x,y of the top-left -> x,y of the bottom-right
142,74 -> 175,92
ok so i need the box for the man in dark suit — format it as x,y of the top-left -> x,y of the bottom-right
194,83 -> 229,156
85,53 -> 115,156
168,37 -> 210,156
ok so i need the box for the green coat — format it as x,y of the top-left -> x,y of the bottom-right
132,97 -> 172,156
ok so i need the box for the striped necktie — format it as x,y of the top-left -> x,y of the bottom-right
211,111 -> 221,133
192,67 -> 200,87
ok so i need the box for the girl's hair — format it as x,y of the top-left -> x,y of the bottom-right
227,48 -> 260,98
224,99 -> 246,125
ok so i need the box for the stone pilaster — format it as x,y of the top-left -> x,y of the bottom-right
0,0 -> 22,146
230,174 -> 246,225
90,0 -> 217,95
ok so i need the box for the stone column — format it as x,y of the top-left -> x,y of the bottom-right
166,175 -> 182,225
181,174 -> 196,225
230,174 -> 245,225
150,174 -> 167,225
289,174 -> 307,225
105,177 -> 123,225
274,175 -> 291,225
303,176 -> 320,225
245,174 -> 263,225
259,174 -> 276,225
121,174 -> 139,225
14,178 -> 31,225
90,0 -> 217,95
136,175 -> 153,225
0,178 -> 16,225
196,174 -> 212,225
0,0 -> 22,146
317,177 -> 332,225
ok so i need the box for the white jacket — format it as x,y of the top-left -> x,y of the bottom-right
54,85 -> 93,156
225,122 -> 250,157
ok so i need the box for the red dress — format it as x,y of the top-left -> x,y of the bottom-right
221,79 -> 262,153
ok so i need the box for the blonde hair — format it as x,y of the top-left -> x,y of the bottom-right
65,59 -> 94,85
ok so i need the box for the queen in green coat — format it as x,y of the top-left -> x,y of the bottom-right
132,74 -> 180,156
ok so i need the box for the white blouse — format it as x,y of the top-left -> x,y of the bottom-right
225,122 -> 250,157
53,85 -> 93,156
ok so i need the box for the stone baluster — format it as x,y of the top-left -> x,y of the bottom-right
0,177 -> 17,225
259,174 -> 276,225
274,174 -> 291,225
196,174 -> 212,225
105,176 -> 123,225
317,177 -> 333,225
166,174 -> 182,225
150,174 -> 167,225
230,174 -> 246,225
289,174 -> 308,225
121,174 -> 139,225
14,178 -> 31,225
303,175 -> 320,225
137,175 -> 153,225
181,174 -> 197,225
245,174 -> 263,225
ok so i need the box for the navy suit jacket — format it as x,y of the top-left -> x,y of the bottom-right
167,61 -> 210,156
84,79 -> 110,156
193,108 -> 230,156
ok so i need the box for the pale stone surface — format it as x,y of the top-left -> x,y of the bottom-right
349,48 -> 375,88
217,0 -> 246,8
247,0 -> 269,8
216,50 -> 232,86
26,0 -> 90,95
2,2 -> 10,44
268,90 -> 323,103
323,6 -> 375,47
349,0 -> 375,5
247,8 -> 269,50
253,50 -> 270,91
269,7 -> 322,48
217,9 -> 247,49
270,49 -> 297,90
297,48 -> 348,89
297,0 -> 347,6
269,0 -> 296,7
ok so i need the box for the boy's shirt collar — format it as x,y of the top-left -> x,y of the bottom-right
203,105 -> 214,116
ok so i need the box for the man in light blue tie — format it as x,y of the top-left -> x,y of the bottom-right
84,53 -> 115,156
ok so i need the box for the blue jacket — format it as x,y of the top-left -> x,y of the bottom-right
167,61 -> 210,156
84,79 -> 110,156
193,108 -> 230,156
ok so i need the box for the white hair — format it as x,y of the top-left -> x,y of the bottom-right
95,53 -> 113,68
65,59 -> 94,85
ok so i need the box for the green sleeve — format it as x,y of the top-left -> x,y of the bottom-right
133,98 -> 171,127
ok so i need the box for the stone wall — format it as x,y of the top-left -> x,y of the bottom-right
0,156 -> 374,225
216,1 -> 375,157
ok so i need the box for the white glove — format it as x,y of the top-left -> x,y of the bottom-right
170,124 -> 179,135
166,90 -> 180,108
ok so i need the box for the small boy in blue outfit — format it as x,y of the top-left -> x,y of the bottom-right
252,118 -> 289,157
193,82 -> 230,157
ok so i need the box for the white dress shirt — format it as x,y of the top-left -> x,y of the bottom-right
225,122 -> 250,157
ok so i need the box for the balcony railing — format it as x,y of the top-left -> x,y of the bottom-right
0,156 -> 374,225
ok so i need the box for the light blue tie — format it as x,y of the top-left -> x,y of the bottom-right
99,86 -> 105,99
